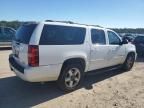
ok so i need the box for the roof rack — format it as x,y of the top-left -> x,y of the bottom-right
89,25 -> 103,28
45,20 -> 103,28
45,20 -> 74,24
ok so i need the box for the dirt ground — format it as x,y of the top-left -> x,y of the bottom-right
0,50 -> 144,108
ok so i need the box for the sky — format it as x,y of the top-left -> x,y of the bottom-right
0,0 -> 144,28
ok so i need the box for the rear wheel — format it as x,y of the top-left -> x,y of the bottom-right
122,53 -> 135,71
57,63 -> 84,92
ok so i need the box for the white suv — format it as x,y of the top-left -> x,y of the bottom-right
9,20 -> 136,91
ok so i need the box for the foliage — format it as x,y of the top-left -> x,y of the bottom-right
0,21 -> 144,34
0,21 -> 21,30
112,28 -> 144,34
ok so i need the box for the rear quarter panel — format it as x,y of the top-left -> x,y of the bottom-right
39,43 -> 90,71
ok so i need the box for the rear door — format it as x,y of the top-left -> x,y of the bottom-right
106,30 -> 126,66
12,24 -> 37,66
89,28 -> 109,70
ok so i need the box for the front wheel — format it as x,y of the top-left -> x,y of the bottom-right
122,53 -> 135,71
57,64 -> 84,92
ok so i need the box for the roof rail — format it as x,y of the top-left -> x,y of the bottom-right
45,20 -> 74,24
45,20 -> 103,28
89,25 -> 103,28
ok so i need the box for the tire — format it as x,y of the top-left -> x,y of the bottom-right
57,63 -> 84,92
122,53 -> 135,71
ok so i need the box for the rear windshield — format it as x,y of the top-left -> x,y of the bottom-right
15,24 -> 37,44
39,25 -> 86,45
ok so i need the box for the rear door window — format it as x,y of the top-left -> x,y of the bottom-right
91,29 -> 106,45
15,24 -> 37,44
39,25 -> 86,45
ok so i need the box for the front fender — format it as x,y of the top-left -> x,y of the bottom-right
125,43 -> 137,60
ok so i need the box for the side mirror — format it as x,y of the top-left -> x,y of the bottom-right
120,38 -> 128,45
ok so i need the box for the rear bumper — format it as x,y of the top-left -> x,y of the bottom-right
9,56 -> 24,73
9,54 -> 62,82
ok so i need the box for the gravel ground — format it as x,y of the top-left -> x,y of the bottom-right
0,50 -> 144,108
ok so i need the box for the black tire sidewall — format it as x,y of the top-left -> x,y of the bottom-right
123,54 -> 135,71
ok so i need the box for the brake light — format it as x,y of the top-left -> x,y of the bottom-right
28,45 -> 39,67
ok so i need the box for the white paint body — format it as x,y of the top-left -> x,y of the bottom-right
9,21 -> 136,82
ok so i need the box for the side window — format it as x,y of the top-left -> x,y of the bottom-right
108,31 -> 121,45
91,29 -> 106,45
40,25 -> 86,45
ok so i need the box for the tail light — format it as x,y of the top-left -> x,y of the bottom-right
28,45 -> 39,67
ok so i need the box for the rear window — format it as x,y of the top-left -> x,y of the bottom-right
39,25 -> 86,45
15,24 -> 37,44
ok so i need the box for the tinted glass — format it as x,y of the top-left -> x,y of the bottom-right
108,31 -> 121,45
15,24 -> 37,44
40,25 -> 86,45
91,29 -> 106,44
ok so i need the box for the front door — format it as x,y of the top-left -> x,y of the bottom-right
106,31 -> 126,66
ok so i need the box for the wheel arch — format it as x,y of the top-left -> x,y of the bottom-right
58,57 -> 87,81
61,57 -> 86,71
125,44 -> 137,60
126,51 -> 136,60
